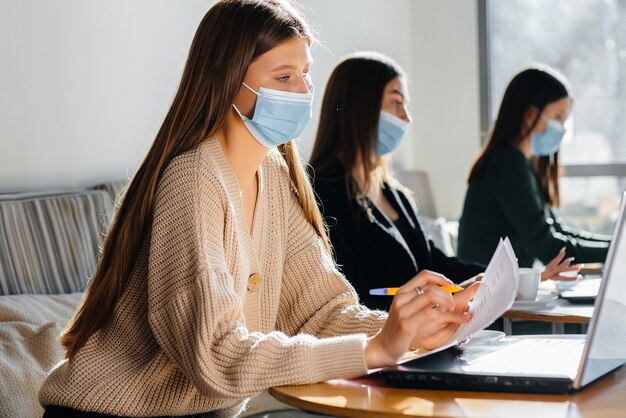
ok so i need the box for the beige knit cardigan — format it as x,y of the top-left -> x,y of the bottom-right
39,139 -> 387,417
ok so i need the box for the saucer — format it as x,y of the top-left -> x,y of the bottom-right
552,270 -> 582,289
554,278 -> 582,291
511,293 -> 558,309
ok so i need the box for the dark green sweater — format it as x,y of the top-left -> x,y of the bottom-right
458,147 -> 610,267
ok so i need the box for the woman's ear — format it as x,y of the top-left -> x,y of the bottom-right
523,105 -> 539,130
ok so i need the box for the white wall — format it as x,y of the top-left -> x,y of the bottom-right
407,0 -> 482,219
0,0 -> 213,191
0,0 -> 482,219
296,0 -> 413,159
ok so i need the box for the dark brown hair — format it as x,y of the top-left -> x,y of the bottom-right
309,51 -> 405,197
62,0 -> 326,359
468,65 -> 571,207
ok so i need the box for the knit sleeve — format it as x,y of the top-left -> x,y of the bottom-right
147,157 -> 370,401
276,186 -> 387,340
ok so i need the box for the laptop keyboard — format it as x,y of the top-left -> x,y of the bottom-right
462,338 -> 585,376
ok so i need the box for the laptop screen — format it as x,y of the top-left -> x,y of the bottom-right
578,191 -> 626,388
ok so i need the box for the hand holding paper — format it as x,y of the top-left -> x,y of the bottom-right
451,237 -> 519,343
369,237 -> 519,373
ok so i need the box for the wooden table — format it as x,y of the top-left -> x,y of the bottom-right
503,298 -> 594,334
579,262 -> 603,275
270,365 -> 626,418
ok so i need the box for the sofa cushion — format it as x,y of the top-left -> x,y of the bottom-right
0,292 -> 82,418
0,322 -> 64,418
0,190 -> 112,295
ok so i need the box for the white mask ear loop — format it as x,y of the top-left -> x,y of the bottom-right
232,103 -> 244,118
242,82 -> 260,96
233,82 -> 260,117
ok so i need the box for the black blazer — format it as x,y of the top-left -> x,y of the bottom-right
312,161 -> 485,311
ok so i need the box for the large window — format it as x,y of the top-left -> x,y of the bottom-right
481,0 -> 626,234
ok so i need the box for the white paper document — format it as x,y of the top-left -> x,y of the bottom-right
451,237 -> 519,342
372,237 -> 519,372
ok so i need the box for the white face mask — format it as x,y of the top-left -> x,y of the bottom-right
233,82 -> 314,148
531,116 -> 565,156
377,111 -> 409,156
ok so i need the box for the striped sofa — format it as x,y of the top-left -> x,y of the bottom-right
0,181 -> 126,418
0,181 -> 127,295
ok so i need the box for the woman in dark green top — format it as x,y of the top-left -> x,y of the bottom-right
458,65 -> 610,269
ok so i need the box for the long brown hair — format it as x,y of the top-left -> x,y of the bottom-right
62,0 -> 327,360
309,52 -> 405,198
468,65 -> 571,207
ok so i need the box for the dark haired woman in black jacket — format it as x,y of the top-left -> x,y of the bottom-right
309,52 -> 486,311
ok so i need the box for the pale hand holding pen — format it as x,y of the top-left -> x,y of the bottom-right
364,270 -> 479,369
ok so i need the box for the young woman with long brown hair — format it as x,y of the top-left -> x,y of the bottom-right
39,2 -> 479,417
458,65 -> 610,269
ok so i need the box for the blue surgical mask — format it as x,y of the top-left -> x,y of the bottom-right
531,117 -> 565,156
377,111 -> 409,156
233,82 -> 313,148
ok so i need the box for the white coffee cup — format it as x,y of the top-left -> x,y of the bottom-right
517,268 -> 541,301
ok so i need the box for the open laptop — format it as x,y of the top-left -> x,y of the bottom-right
382,191 -> 626,394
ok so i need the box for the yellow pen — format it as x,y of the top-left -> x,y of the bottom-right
369,284 -> 462,296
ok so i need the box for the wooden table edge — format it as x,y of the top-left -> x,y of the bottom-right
503,310 -> 591,323
269,386 -> 406,418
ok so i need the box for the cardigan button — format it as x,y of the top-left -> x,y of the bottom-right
247,273 -> 262,292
